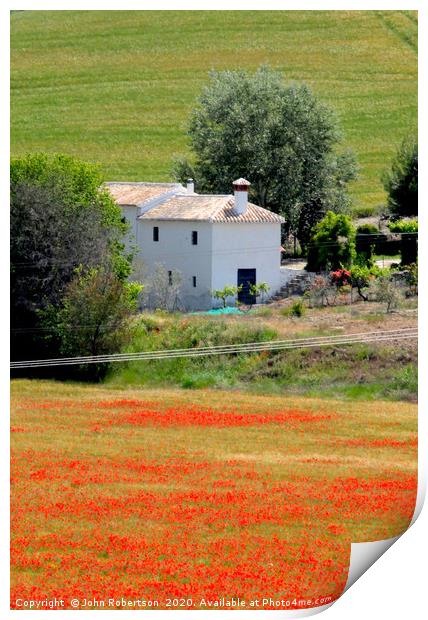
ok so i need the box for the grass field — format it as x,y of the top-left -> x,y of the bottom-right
10,10 -> 417,213
11,380 -> 417,609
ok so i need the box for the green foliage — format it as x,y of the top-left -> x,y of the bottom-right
11,153 -> 131,276
383,135 -> 418,218
254,306 -> 273,318
389,365 -> 418,398
212,285 -> 242,308
306,211 -> 356,272
10,153 -> 133,364
355,225 -> 403,261
174,66 -> 357,244
11,153 -> 129,254
10,152 -> 103,207
171,157 -> 196,189
356,223 -> 379,235
388,219 -> 418,233
350,264 -> 385,300
388,220 -> 418,265
352,205 -> 379,218
107,312 -> 416,401
355,223 -> 379,263
249,282 -> 270,304
40,267 -> 142,379
288,300 -> 306,317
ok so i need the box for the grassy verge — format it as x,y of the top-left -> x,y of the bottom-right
106,304 -> 417,401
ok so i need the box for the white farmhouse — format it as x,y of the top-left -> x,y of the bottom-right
106,178 -> 285,311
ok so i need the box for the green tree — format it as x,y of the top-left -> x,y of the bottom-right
40,267 -> 142,379
383,135 -> 418,219
11,153 -> 133,363
306,211 -> 356,272
173,66 -> 357,246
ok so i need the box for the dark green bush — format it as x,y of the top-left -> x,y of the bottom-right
288,300 -> 306,317
387,220 -> 418,265
356,224 -> 378,262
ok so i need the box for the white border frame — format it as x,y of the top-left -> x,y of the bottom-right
3,3 -> 425,619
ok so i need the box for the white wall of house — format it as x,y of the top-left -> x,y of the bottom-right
118,209 -> 283,311
136,219 -> 213,310
211,222 -> 283,305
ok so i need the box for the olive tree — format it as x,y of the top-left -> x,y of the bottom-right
173,66 -> 357,248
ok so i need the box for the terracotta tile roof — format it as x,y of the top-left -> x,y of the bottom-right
139,195 -> 285,224
215,198 -> 285,223
105,182 -> 184,206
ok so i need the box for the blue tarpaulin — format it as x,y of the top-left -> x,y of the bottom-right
193,307 -> 244,316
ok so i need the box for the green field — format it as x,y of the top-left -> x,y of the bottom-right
11,10 -> 417,213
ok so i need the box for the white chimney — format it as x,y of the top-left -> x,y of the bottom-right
186,178 -> 194,193
233,178 -> 251,215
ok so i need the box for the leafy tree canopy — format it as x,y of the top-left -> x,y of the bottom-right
383,135 -> 418,219
173,66 -> 357,245
11,153 -> 134,363
11,153 -> 128,252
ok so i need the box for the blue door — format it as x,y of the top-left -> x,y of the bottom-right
237,269 -> 256,304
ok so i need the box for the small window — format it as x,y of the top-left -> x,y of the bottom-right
192,276 -> 197,288
168,270 -> 173,286
153,226 -> 159,242
191,231 -> 198,245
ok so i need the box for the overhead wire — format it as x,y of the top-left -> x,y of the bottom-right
10,327 -> 417,369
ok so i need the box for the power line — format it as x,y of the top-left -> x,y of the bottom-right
10,328 -> 417,369
10,333 -> 417,369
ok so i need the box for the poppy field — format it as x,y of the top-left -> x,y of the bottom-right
11,380 -> 417,610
